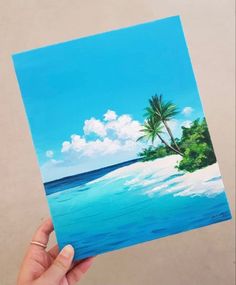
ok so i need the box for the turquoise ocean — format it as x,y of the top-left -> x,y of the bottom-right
45,155 -> 231,260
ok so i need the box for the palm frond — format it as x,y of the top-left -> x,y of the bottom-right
148,94 -> 179,121
137,117 -> 163,143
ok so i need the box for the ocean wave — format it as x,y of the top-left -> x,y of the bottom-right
88,155 -> 181,183
170,164 -> 224,197
144,161 -> 223,197
86,155 -> 224,198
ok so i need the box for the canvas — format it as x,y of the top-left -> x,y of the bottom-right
12,16 -> 231,260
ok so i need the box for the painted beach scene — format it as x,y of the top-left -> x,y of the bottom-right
13,16 -> 231,260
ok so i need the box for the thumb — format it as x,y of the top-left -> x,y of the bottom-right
39,245 -> 74,284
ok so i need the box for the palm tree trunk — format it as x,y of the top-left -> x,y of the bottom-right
162,120 -> 181,152
157,134 -> 183,156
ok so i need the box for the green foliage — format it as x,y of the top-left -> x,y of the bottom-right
137,117 -> 163,144
138,147 -> 160,161
138,94 -> 216,172
176,118 -> 216,172
139,118 -> 216,172
146,94 -> 180,121
138,94 -> 183,156
139,145 -> 174,161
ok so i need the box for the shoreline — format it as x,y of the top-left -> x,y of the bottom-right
44,157 -> 141,195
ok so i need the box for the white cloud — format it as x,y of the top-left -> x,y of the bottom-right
106,114 -> 142,141
83,111 -> 142,141
104,109 -> 117,121
181,120 -> 192,128
83,138 -> 121,157
83,118 -> 107,137
182,107 -> 194,116
61,135 -> 136,158
168,119 -> 178,130
50,159 -> 63,165
61,110 -> 143,161
46,150 -> 54,158
61,141 -> 71,153
62,135 -> 86,153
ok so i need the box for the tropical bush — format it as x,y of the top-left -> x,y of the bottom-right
138,145 -> 173,161
176,118 -> 216,172
137,94 -> 216,172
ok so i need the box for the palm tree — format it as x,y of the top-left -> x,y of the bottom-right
137,117 -> 183,156
146,94 -> 181,152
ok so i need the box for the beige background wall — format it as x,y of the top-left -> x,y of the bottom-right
0,1 -> 235,285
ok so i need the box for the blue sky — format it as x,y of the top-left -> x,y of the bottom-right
13,16 -> 204,182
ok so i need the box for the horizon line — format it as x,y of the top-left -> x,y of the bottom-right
44,157 -> 141,186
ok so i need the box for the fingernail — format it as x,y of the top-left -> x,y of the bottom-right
61,245 -> 74,258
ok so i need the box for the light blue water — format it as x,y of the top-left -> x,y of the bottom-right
47,157 -> 231,260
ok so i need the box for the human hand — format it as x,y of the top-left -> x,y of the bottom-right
17,218 -> 94,285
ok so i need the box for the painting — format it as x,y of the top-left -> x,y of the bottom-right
13,16 -> 231,260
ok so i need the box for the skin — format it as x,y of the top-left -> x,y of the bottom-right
17,219 -> 94,285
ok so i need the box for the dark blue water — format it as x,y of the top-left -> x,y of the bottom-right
44,158 -> 140,195
46,156 -> 231,260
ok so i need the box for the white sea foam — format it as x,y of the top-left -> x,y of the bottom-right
171,164 -> 224,197
124,178 -> 158,187
145,184 -> 170,197
89,155 -> 181,183
87,155 -> 224,197
144,160 -> 223,197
